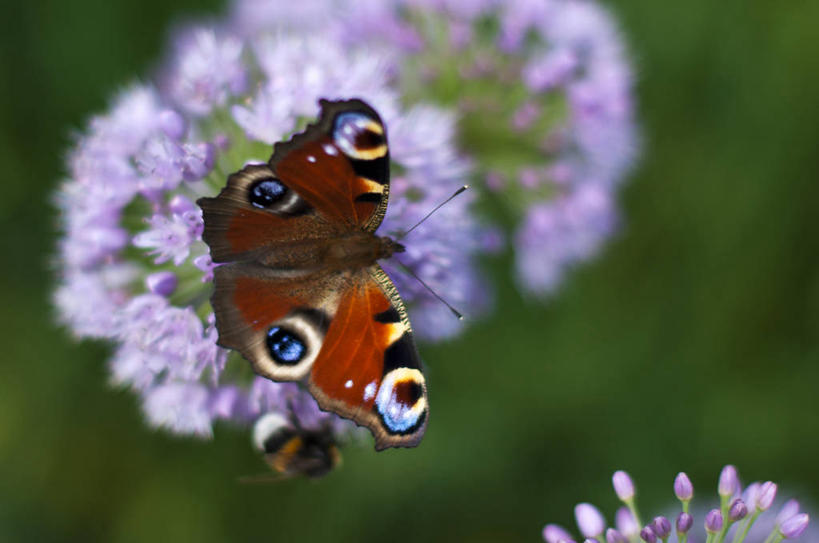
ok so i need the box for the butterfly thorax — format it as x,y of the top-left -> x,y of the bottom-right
323,232 -> 405,272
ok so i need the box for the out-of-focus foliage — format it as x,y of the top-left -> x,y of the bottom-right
0,1 -> 817,541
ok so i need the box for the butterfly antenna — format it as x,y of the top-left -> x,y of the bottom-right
394,258 -> 464,321
398,185 -> 469,239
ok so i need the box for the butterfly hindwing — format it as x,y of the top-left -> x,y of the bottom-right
210,262 -> 344,381
214,262 -> 428,449
308,266 -> 428,450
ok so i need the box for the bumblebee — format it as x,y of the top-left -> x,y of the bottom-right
251,412 -> 341,479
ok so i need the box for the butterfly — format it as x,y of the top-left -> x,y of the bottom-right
198,99 -> 428,450
250,411 -> 340,479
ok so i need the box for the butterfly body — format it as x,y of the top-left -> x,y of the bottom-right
198,99 -> 429,450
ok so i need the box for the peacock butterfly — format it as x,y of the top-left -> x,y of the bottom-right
198,98 -> 429,450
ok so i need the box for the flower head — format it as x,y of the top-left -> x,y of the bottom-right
55,0 -> 637,455
542,467 -> 813,543
229,0 -> 638,298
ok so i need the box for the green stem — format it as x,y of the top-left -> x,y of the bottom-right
731,511 -> 760,543
717,496 -> 731,542
715,523 -> 733,543
762,527 -> 782,543
626,500 -> 643,532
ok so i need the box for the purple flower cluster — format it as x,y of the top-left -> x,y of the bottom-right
543,467 -> 812,543
55,0 -> 638,441
497,0 -> 637,295
53,2 -> 491,439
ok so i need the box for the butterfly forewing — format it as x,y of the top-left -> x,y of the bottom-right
269,98 -> 391,231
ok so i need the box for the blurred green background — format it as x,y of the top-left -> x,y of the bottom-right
1,1 -> 818,541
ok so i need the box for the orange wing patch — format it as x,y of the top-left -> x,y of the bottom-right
274,139 -> 386,226
308,269 -> 426,450
233,276 -> 299,331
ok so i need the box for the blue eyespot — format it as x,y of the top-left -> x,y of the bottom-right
374,369 -> 427,435
249,178 -> 287,208
333,112 -> 385,157
266,326 -> 306,365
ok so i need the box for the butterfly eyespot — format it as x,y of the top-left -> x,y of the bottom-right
375,368 -> 427,435
249,178 -> 288,208
333,112 -> 387,161
266,326 -> 307,365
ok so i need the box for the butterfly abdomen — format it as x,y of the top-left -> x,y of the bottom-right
310,232 -> 403,272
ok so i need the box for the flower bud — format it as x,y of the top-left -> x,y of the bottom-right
181,142 -> 215,180
168,194 -> 197,215
543,524 -> 573,543
777,499 -> 800,525
728,499 -> 748,522
742,482 -> 761,510
705,509 -> 723,534
606,528 -> 627,543
676,513 -> 693,534
616,507 -> 638,537
575,503 -> 606,538
146,271 -> 177,296
780,514 -> 809,539
159,109 -> 187,140
613,471 -> 635,501
651,517 -> 671,539
719,465 -> 739,498
757,481 -> 777,511
674,472 -> 694,501
640,527 -> 656,543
